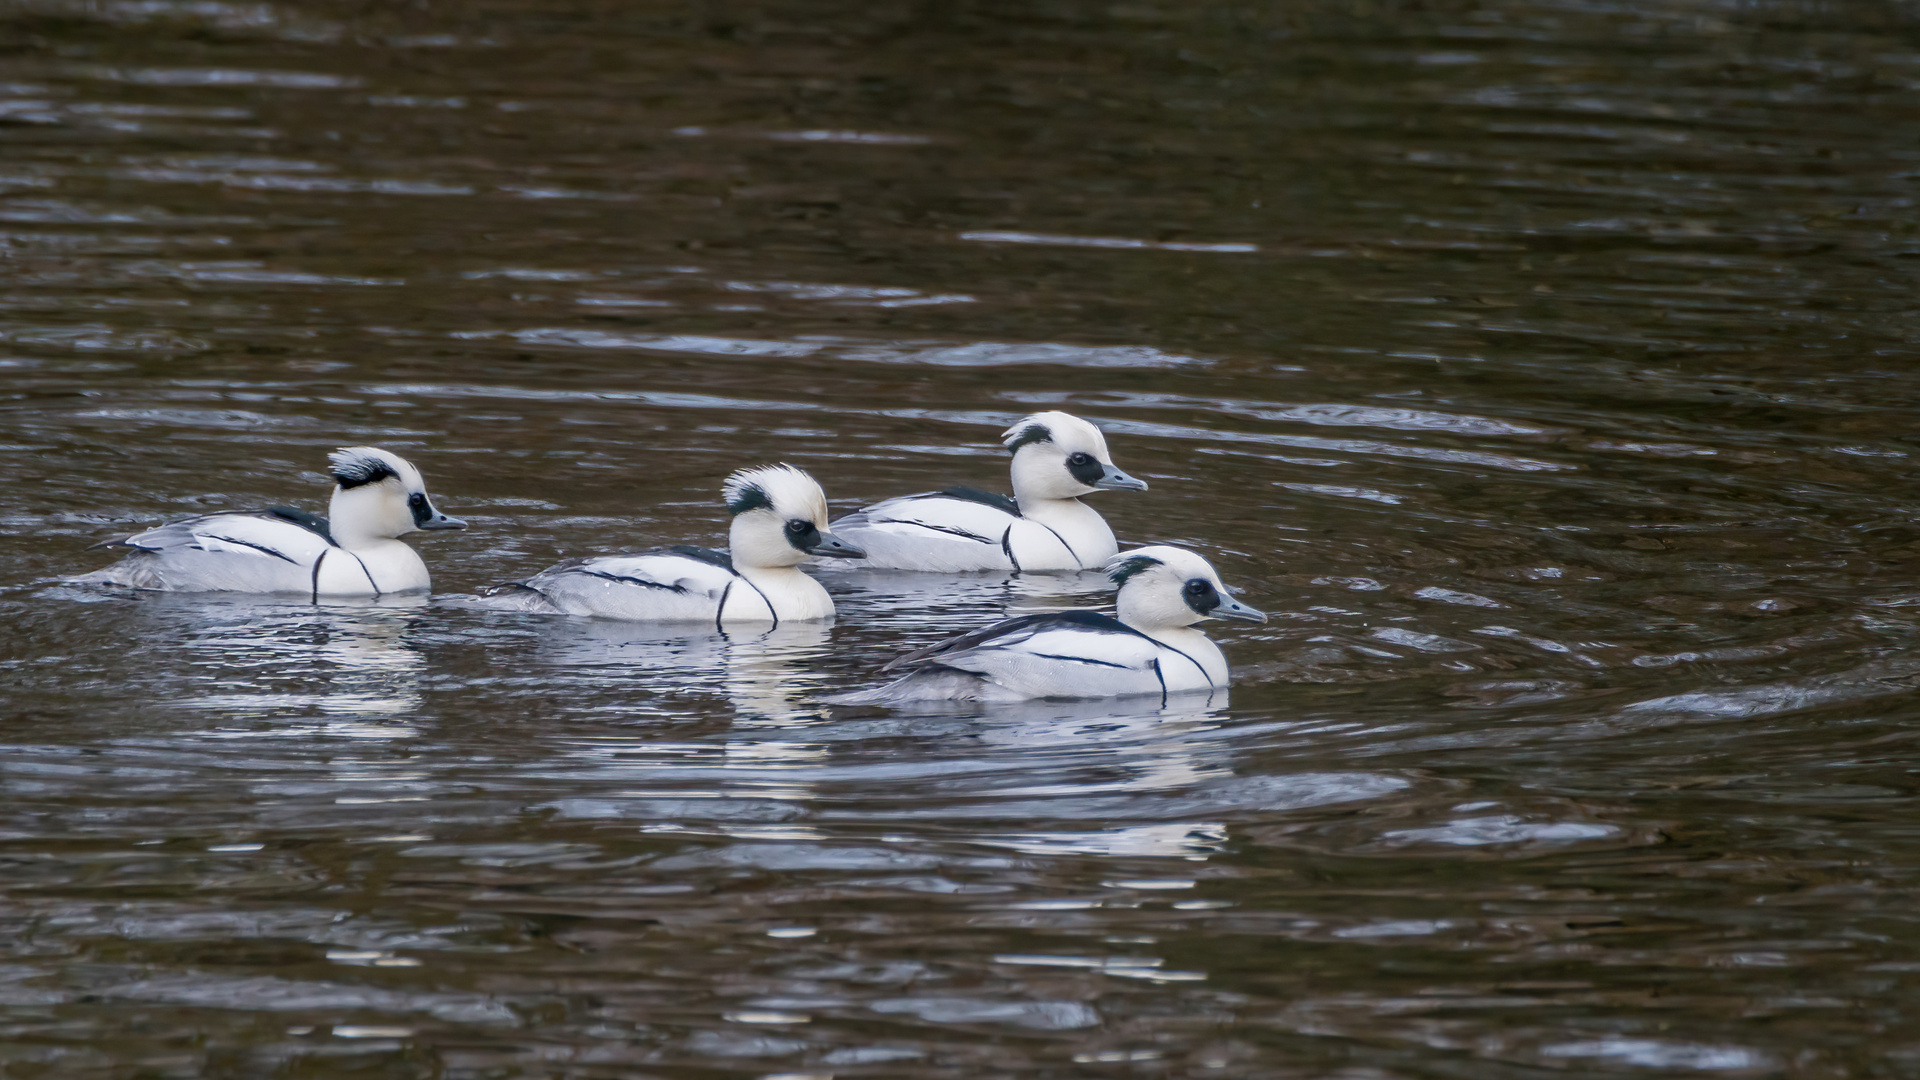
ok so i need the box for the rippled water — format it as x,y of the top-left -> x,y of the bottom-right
6,0 -> 1920,1075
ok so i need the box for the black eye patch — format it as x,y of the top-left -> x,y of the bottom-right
407,491 -> 435,527
1065,451 -> 1105,486
1182,578 -> 1221,615
783,518 -> 821,551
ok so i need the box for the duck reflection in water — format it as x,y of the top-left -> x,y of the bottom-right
138,593 -> 433,736
518,617 -> 837,724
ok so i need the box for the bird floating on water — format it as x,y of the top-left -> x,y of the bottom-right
830,545 -> 1263,704
479,463 -> 865,626
73,446 -> 465,599
829,411 -> 1147,573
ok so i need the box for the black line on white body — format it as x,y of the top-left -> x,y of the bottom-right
201,533 -> 298,564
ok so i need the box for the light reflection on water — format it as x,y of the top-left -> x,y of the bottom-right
6,0 -> 1920,1074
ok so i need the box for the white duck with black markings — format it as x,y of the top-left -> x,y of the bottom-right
72,446 -> 466,598
830,545 -> 1264,704
829,411 -> 1147,573
480,464 -> 865,626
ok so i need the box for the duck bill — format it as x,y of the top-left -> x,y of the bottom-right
1213,597 -> 1266,623
804,531 -> 866,559
418,504 -> 467,530
1094,464 -> 1148,491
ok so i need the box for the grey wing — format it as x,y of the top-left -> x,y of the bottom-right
506,551 -> 740,621
830,493 -> 1016,572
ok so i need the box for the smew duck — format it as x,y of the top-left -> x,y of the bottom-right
830,545 -> 1264,704
480,464 -> 864,626
829,411 -> 1146,573
73,446 -> 465,598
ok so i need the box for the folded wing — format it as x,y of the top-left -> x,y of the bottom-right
844,610 -> 1168,702
489,546 -> 744,622
78,509 -> 336,592
830,489 -> 1019,572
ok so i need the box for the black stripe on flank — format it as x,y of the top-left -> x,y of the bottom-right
1028,652 -> 1132,669
901,521 -> 997,544
1151,658 -> 1167,707
882,609 -> 1141,672
311,548 -> 326,604
578,570 -> 689,593
202,534 -> 299,564
1001,525 -> 1020,572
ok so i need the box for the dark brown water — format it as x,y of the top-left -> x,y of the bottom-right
6,0 -> 1920,1075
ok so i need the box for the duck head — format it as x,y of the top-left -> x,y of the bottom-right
1107,545 -> 1265,631
1002,411 -> 1147,503
725,464 -> 866,568
327,446 -> 465,548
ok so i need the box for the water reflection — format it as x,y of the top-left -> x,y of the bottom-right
108,593 -> 431,733
512,614 -> 837,723
10,0 -> 1920,1073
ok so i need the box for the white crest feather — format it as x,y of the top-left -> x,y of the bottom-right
723,463 -> 829,524
328,446 -> 419,490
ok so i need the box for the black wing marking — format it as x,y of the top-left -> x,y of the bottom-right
881,609 -> 1149,672
937,486 -> 1020,516
265,505 -> 335,545
665,544 -> 734,570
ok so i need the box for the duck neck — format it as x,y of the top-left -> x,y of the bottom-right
736,562 -> 830,619
737,563 -> 811,589
1129,623 -> 1226,683
327,486 -> 399,550
1014,493 -> 1106,533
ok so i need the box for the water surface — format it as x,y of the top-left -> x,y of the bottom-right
5,0 -> 1920,1076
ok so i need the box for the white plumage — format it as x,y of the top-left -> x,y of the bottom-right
831,545 -> 1264,704
480,464 -> 865,625
829,411 -> 1147,572
71,447 -> 465,598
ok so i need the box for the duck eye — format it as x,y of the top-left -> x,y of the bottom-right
1068,452 -> 1093,466
1185,580 -> 1208,595
785,519 -> 809,535
408,493 -> 426,509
